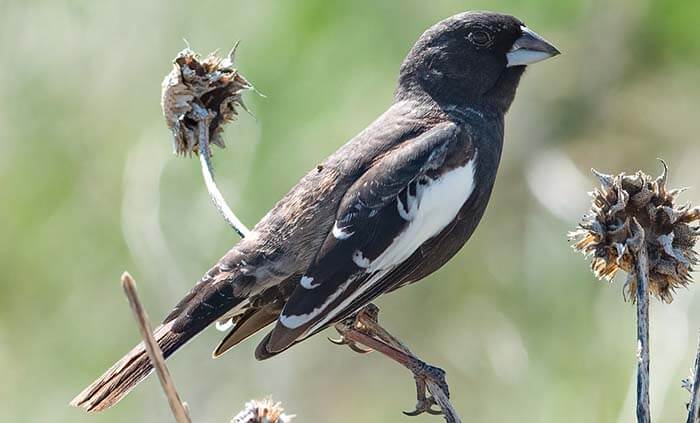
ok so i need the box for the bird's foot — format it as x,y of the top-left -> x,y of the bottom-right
333,303 -> 452,419
403,364 -> 449,417
404,377 -> 443,416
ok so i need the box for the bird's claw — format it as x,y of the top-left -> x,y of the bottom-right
326,336 -> 372,354
403,396 -> 443,416
327,336 -> 346,345
329,307 -> 378,354
402,365 -> 449,417
349,343 -> 373,354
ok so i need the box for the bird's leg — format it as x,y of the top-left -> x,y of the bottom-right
333,303 -> 449,418
328,304 -> 379,354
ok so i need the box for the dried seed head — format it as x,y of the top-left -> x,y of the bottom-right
231,398 -> 295,423
161,44 -> 253,155
569,162 -> 699,302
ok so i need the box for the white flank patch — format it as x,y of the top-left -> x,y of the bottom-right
300,275 -> 319,289
332,222 -> 354,239
307,156 -> 478,334
280,280 -> 352,329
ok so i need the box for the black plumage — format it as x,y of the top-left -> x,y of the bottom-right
72,11 -> 559,412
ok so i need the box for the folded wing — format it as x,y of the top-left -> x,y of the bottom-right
261,121 -> 475,354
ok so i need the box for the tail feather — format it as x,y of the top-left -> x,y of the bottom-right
71,267 -> 248,412
70,323 -> 189,412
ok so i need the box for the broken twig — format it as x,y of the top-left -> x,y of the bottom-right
121,272 -> 192,423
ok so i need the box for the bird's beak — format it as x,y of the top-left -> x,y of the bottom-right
506,25 -> 560,67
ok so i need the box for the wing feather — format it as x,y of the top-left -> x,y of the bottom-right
262,121 -> 465,353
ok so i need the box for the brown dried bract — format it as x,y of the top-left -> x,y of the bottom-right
231,398 -> 295,423
161,45 -> 253,155
570,162 -> 699,302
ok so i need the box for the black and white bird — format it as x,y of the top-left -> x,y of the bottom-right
72,11 -> 559,412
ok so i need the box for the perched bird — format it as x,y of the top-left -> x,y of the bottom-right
72,11 -> 559,412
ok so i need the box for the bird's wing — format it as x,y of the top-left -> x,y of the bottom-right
262,121 -> 472,353
212,306 -> 280,357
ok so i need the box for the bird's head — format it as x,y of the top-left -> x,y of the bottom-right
396,11 -> 560,112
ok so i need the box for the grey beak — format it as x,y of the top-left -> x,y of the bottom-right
506,25 -> 561,67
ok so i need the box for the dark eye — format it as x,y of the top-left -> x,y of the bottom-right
468,30 -> 492,47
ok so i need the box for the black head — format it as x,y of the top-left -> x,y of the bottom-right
396,11 -> 560,113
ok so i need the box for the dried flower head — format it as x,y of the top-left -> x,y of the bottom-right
231,398 -> 295,423
161,44 -> 253,155
570,162 -> 699,302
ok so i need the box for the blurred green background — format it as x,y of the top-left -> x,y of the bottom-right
1,0 -> 699,421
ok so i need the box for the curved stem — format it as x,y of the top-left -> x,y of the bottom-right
197,119 -> 250,239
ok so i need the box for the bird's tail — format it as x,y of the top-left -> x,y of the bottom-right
71,262 -> 247,412
70,322 -> 191,412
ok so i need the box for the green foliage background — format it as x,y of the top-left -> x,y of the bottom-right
0,0 -> 698,421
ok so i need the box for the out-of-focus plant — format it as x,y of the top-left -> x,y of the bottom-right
162,45 -> 254,239
231,399 -> 294,423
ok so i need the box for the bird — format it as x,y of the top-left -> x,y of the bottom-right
72,10 -> 560,413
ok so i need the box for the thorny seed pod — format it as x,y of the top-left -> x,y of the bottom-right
569,162 -> 699,303
161,44 -> 253,155
231,398 -> 295,423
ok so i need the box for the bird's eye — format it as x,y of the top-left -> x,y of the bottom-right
467,30 -> 492,47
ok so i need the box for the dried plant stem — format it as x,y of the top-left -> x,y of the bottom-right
424,379 -> 459,423
635,238 -> 651,423
121,272 -> 192,423
340,329 -> 460,423
195,107 -> 250,239
363,329 -> 459,423
687,331 -> 700,423
570,164 -> 700,422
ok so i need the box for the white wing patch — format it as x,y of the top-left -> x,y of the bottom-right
397,176 -> 428,220
280,280 -> 352,329
332,222 -> 354,239
306,156 -> 478,334
369,158 -> 476,272
352,250 -> 370,268
300,276 -> 319,289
